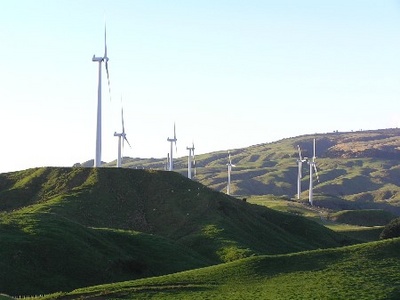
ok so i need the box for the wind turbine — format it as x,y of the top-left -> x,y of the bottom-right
296,145 -> 308,199
165,153 -> 170,171
92,23 -> 111,167
226,151 -> 236,195
167,123 -> 177,171
186,142 -> 195,179
308,138 -> 320,206
114,105 -> 131,168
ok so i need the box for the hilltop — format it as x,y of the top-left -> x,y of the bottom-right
0,167 -> 350,295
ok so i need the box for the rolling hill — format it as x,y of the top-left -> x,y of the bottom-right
108,128 -> 400,214
34,237 -> 400,299
0,167 -> 351,295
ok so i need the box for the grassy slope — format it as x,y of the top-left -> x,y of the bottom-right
248,195 -> 387,242
40,238 -> 400,300
0,211 -> 209,295
0,167 -> 351,295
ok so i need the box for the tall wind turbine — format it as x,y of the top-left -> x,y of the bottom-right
227,151 -> 236,195
92,23 -> 111,167
114,105 -> 131,168
167,123 -> 177,171
186,142 -> 195,179
296,145 -> 308,199
308,138 -> 320,206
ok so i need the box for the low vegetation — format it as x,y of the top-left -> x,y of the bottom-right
380,217 -> 400,239
0,167 -> 351,296
33,238 -> 400,300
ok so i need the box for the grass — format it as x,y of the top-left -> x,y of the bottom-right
35,238 -> 400,300
329,209 -> 397,226
0,167 -> 352,296
247,195 -> 389,242
0,211 -> 209,295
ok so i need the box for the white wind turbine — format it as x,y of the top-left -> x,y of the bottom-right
167,123 -> 177,171
296,145 -> 308,199
186,142 -> 195,179
165,153 -> 170,171
114,105 -> 131,168
227,151 -> 236,195
92,23 -> 111,167
308,138 -> 320,206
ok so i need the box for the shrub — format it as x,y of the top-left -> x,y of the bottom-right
380,218 -> 400,239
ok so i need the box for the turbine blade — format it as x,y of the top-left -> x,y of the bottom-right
313,138 -> 316,159
105,61 -> 111,101
124,136 -> 132,148
314,164 -> 320,182
174,123 -> 176,139
297,145 -> 303,160
104,22 -> 107,57
121,106 -> 125,133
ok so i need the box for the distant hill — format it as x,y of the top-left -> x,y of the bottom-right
0,167 -> 351,295
113,128 -> 400,214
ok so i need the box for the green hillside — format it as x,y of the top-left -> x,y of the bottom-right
38,238 -> 400,300
0,211 -> 208,295
112,128 -> 400,215
0,167 -> 350,295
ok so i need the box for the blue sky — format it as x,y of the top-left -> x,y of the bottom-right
1,1 -> 400,173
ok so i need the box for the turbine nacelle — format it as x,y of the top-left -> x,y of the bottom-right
92,55 -> 104,62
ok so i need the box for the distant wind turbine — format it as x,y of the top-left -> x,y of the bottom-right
92,23 -> 111,167
165,153 -> 170,171
308,138 -> 320,205
167,123 -> 177,171
186,142 -> 195,179
296,145 -> 308,199
227,151 -> 236,195
114,104 -> 131,168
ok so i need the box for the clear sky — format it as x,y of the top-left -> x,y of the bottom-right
1,0 -> 400,173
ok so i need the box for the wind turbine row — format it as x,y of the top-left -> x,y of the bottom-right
165,123 -> 234,193
308,138 -> 320,206
165,123 -> 197,179
92,23 -> 132,168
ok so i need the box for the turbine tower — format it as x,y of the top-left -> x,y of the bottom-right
226,151 -> 236,195
186,142 -> 195,179
296,145 -> 308,199
92,23 -> 111,167
114,105 -> 131,168
165,153 -> 170,171
308,138 -> 320,206
167,123 -> 177,171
